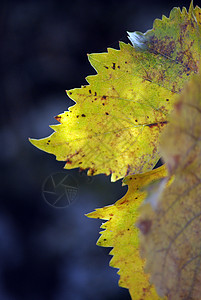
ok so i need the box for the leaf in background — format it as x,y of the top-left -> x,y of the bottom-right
138,70 -> 201,299
30,3 -> 201,181
87,165 -> 167,299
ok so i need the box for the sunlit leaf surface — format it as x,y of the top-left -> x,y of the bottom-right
30,3 -> 201,181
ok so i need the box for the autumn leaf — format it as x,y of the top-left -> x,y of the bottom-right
128,2 -> 201,76
87,165 -> 167,299
138,70 -> 201,299
30,3 -> 201,181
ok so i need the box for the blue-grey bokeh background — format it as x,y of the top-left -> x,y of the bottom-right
1,0 -> 196,299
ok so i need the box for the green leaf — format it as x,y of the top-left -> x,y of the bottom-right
87,165 -> 167,299
137,69 -> 201,299
29,3 -> 201,181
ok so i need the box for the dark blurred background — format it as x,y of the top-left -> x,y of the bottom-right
0,0 -> 197,299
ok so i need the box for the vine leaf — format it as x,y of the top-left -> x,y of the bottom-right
138,70 -> 201,299
29,3 -> 201,181
87,165 -> 167,299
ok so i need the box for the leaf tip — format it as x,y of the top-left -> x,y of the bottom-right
85,210 -> 99,219
127,31 -> 147,50
28,137 -> 40,149
189,0 -> 194,12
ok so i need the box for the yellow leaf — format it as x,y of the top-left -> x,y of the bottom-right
87,165 -> 167,299
138,70 -> 201,299
30,3 -> 201,181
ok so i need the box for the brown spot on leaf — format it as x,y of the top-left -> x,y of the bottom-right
119,199 -> 129,205
137,219 -> 152,235
112,63 -> 116,70
104,66 -> 109,69
54,115 -> 61,122
147,121 -> 168,129
171,84 -> 176,93
81,114 -> 86,117
105,112 -> 109,115
101,95 -> 107,100
66,158 -> 72,164
90,168 -> 95,175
